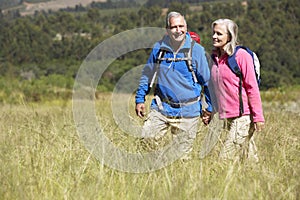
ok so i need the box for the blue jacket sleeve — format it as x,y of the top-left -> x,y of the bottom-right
203,83 -> 213,112
195,45 -> 210,84
194,45 -> 213,112
135,47 -> 158,104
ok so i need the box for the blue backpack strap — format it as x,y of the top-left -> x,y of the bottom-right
237,46 -> 261,86
227,46 -> 242,77
228,46 -> 244,116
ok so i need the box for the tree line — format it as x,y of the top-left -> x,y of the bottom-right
0,0 -> 299,102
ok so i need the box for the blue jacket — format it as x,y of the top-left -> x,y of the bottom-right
135,33 -> 212,117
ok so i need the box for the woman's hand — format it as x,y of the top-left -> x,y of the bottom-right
254,122 -> 265,132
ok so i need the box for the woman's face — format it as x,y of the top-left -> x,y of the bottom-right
212,24 -> 229,49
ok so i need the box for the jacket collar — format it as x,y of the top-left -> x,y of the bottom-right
160,33 -> 192,53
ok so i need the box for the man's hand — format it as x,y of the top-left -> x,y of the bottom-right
136,103 -> 146,118
201,110 -> 212,125
254,122 -> 265,132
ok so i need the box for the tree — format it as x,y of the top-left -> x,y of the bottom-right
168,2 -> 190,16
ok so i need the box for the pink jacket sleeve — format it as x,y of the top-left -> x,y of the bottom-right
236,49 -> 265,122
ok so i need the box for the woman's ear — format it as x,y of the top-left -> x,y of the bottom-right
227,34 -> 232,42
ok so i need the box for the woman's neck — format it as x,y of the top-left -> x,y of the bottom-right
218,48 -> 226,57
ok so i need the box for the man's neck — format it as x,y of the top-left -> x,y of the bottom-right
171,38 -> 185,53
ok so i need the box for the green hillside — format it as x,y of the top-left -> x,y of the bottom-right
0,0 -> 299,103
0,0 -> 21,9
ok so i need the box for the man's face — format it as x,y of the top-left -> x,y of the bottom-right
167,16 -> 187,43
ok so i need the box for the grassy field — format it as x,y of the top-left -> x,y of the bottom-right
0,87 -> 299,200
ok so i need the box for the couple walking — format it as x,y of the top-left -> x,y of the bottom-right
135,11 -> 265,162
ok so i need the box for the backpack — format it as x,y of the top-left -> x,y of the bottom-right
228,46 -> 261,86
189,31 -> 201,44
227,46 -> 261,115
150,32 -> 200,88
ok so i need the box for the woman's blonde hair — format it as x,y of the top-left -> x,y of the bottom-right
212,19 -> 239,56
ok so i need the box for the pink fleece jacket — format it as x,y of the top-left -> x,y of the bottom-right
211,48 -> 265,122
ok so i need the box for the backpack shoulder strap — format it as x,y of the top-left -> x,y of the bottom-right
238,46 -> 254,57
185,39 -> 198,83
236,46 -> 261,86
228,45 -> 260,116
228,46 -> 244,116
227,46 -> 242,77
186,39 -> 195,67
151,38 -> 198,88
149,48 -> 165,88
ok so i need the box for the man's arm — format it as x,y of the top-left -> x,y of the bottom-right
135,46 -> 159,117
194,45 -> 214,124
202,84 -> 213,125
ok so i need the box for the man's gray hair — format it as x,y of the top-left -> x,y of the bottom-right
165,11 -> 186,28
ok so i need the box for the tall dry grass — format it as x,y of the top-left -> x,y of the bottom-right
0,88 -> 299,200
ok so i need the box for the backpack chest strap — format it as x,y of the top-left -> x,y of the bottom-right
158,57 -> 192,62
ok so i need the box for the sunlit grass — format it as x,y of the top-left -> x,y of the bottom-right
0,88 -> 299,199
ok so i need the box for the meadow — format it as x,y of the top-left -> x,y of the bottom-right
0,87 -> 299,200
